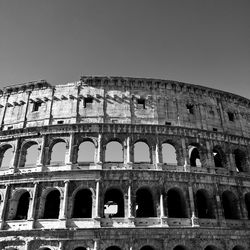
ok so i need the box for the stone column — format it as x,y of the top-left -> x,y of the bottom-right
9,138 -> 20,172
160,193 -> 168,226
59,180 -> 69,222
28,182 -> 39,229
36,136 -> 46,168
188,186 -> 199,227
96,134 -> 102,164
95,180 -> 100,218
214,185 -> 226,227
0,184 -> 11,229
181,138 -> 189,169
124,137 -> 132,169
65,133 -> 74,166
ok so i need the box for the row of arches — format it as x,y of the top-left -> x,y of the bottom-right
22,245 -> 247,250
5,186 -> 250,221
0,139 -> 248,172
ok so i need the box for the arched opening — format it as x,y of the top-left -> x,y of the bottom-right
195,189 -> 215,219
167,188 -> 187,218
43,189 -> 60,219
20,142 -> 39,168
140,246 -> 154,250
162,143 -> 177,165
106,246 -> 121,250
234,149 -> 247,172
136,188 -> 155,217
0,145 -> 13,168
189,145 -> 201,167
134,141 -> 150,163
77,141 -> 95,163
204,246 -> 219,250
104,188 -> 124,218
173,245 -> 187,250
72,189 -> 92,218
40,248 -> 52,250
105,141 -> 123,162
232,246 -> 245,250
222,191 -> 240,219
74,248 -> 87,250
50,141 -> 66,165
244,192 -> 250,219
213,146 -> 225,168
14,191 -> 30,220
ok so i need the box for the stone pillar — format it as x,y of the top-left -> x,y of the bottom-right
36,136 -> 46,167
95,180 -> 100,218
28,182 -> 39,228
58,241 -> 64,250
214,185 -> 226,227
25,240 -> 31,250
59,180 -> 69,221
127,185 -> 133,218
160,193 -> 168,226
93,240 -> 98,250
181,138 -> 189,169
0,184 -> 11,229
65,133 -> 74,166
125,137 -> 132,168
96,134 -> 102,164
206,141 -> 215,169
188,186 -> 199,227
9,138 -> 20,172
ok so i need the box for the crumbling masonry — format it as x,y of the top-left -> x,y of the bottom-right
0,76 -> 249,250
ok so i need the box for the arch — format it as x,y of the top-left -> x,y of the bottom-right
50,140 -> 66,165
232,246 -> 245,250
43,189 -> 60,219
77,140 -> 95,163
19,141 -> 39,168
72,189 -> 92,218
74,248 -> 87,250
39,248 -> 52,250
173,245 -> 187,250
213,146 -> 225,168
13,191 -> 30,220
244,192 -> 250,219
105,141 -> 123,162
195,189 -> 215,219
167,188 -> 188,218
0,144 -> 13,168
104,188 -> 124,217
222,190 -> 240,219
140,246 -> 155,250
136,187 -> 155,217
204,246 -> 219,250
162,143 -> 177,165
106,247 -> 121,250
233,149 -> 247,172
134,141 -> 150,163
188,145 -> 201,167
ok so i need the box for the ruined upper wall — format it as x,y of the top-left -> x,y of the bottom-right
0,77 -> 250,137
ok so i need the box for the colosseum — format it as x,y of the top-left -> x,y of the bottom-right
0,76 -> 249,250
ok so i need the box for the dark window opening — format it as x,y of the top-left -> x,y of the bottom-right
222,191 -> 240,219
189,146 -> 201,167
106,247 -> 121,250
245,193 -> 250,220
234,149 -> 246,172
173,245 -> 187,250
43,190 -> 60,219
104,188 -> 124,218
74,248 -> 87,250
140,246 -> 154,250
137,98 -> 146,109
73,189 -> 92,218
186,104 -> 194,114
136,188 -> 155,217
167,188 -> 187,218
232,246 -> 245,250
213,128 -> 218,132
228,112 -> 235,122
165,122 -> 171,126
14,192 -> 30,220
57,120 -> 64,124
32,101 -> 42,112
205,246 -> 219,250
196,190 -> 215,219
84,97 -> 93,108
213,148 -> 223,168
7,126 -> 13,130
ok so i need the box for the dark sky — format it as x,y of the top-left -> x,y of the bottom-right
0,0 -> 249,98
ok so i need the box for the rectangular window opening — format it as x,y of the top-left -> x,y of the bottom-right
7,126 -> 13,130
84,97 -> 93,108
186,104 -> 194,114
57,120 -> 64,124
137,98 -> 146,109
32,101 -> 42,112
213,128 -> 218,132
165,122 -> 171,126
228,112 -> 235,122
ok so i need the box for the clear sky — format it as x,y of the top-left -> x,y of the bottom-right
0,0 -> 249,98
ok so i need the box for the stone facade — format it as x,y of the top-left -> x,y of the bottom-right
0,77 -> 249,250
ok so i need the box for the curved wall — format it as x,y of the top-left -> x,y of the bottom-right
0,77 -> 249,250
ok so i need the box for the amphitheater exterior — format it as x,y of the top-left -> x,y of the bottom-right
0,76 -> 250,250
